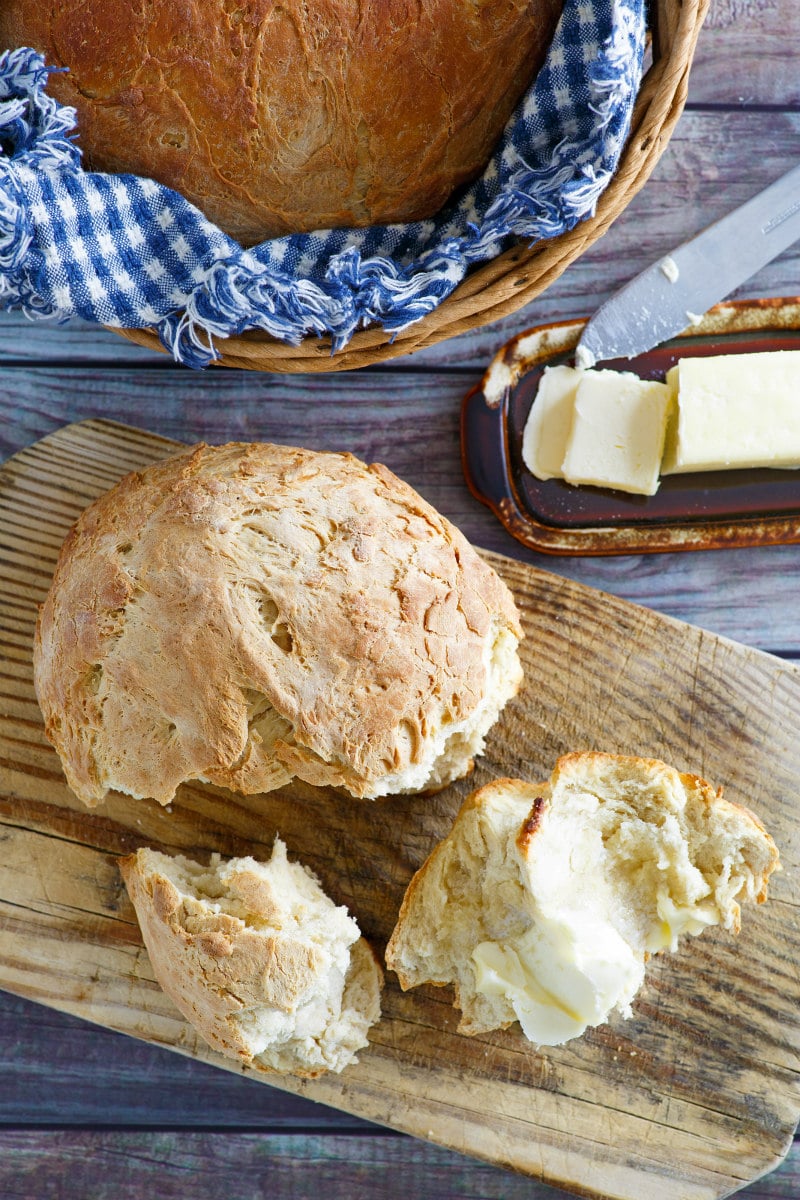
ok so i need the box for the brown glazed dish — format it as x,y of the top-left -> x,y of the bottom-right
461,298 -> 800,556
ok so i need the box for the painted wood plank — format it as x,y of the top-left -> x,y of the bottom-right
1,109 -> 798,372
689,0 -> 800,107
0,990 -> 374,1130
1,420 -> 800,1200
3,370 -> 800,652
0,314 -> 165,366
1,1130 -> 799,1200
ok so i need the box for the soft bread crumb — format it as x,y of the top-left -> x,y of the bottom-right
374,620 -> 522,796
120,839 -> 382,1076
386,753 -> 779,1044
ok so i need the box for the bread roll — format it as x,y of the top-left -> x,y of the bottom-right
33,442 -> 522,807
120,840 -> 382,1074
0,0 -> 563,243
386,753 -> 779,1043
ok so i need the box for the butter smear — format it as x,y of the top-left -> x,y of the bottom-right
473,914 -> 644,1045
469,768 -> 752,1046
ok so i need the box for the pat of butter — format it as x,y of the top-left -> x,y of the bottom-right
521,365 -> 582,480
660,255 -> 680,283
561,370 -> 673,496
662,350 -> 800,473
645,888 -> 719,953
472,913 -> 644,1046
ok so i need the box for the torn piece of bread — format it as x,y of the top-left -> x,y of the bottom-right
33,442 -> 522,807
386,753 -> 779,1044
120,840 -> 382,1076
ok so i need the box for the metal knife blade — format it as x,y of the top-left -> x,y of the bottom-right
575,162 -> 800,366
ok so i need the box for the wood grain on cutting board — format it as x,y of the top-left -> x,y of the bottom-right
0,419 -> 798,1200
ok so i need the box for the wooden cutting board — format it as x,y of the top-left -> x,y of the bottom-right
2,419 -> 799,1200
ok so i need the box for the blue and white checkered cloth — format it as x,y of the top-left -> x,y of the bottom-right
0,1 -> 646,368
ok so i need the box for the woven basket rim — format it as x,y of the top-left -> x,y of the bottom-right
119,0 -> 711,374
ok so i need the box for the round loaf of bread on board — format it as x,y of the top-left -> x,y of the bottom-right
0,0 -> 563,243
34,441 -> 522,807
119,840 -> 382,1075
386,752 -> 780,1043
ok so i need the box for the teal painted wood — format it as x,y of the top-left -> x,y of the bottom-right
1,1131 -> 799,1200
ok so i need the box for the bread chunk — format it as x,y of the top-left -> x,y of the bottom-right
120,840 -> 382,1075
34,442 -> 522,807
386,753 -> 779,1044
0,0 -> 562,242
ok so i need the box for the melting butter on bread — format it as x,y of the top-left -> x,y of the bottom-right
386,753 -> 779,1044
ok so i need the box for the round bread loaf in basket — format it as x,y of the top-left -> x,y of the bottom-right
117,0 -> 708,374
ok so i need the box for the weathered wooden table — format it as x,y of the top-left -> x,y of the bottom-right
2,2 -> 799,1195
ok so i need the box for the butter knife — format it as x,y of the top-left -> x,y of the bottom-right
575,162 -> 800,367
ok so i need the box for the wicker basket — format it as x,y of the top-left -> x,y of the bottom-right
120,0 -> 709,374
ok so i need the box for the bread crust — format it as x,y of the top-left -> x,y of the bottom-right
33,442 -> 522,806
386,776 -> 545,998
1,0 -> 563,242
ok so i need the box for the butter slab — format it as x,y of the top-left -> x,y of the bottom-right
561,370 -> 673,496
521,365 -> 581,480
662,350 -> 800,473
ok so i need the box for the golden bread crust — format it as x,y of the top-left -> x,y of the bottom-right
1,0 -> 563,242
121,857 -> 320,1058
386,776 -> 545,999
33,442 -> 521,806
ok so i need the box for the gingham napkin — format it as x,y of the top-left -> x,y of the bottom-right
0,0 -> 646,368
